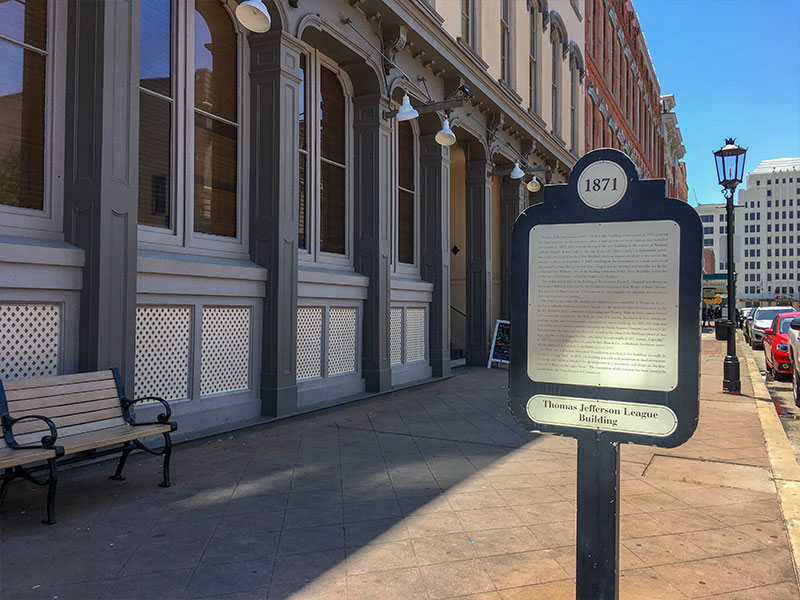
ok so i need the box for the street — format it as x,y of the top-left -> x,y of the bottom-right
746,338 -> 800,462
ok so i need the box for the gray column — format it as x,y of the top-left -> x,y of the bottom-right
248,32 -> 302,417
500,179 -> 526,320
353,94 -> 392,392
465,157 -> 493,366
419,135 -> 451,378
63,0 -> 138,393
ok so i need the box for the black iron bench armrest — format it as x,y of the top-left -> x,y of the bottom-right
122,397 -> 172,425
2,414 -> 60,450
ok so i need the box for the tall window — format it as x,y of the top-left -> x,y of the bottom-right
0,0 -> 47,210
551,31 -> 562,136
570,63 -> 579,152
138,0 -> 241,243
500,0 -> 511,84
461,0 -> 473,47
529,6 -> 539,113
397,120 -> 416,266
298,50 -> 351,263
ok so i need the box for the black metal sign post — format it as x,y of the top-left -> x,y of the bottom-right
508,149 -> 702,600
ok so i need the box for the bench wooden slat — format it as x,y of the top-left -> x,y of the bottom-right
11,398 -> 123,422
9,389 -> 121,413
14,404 -> 125,437
2,370 -> 114,391
5,378 -> 118,402
13,410 -> 126,436
0,446 -> 57,470
58,423 -> 172,455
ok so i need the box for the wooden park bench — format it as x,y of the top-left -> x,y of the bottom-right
0,369 -> 176,524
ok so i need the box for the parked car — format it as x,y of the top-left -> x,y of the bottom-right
764,312 -> 800,379
738,307 -> 754,329
750,306 -> 795,349
744,311 -> 756,344
786,318 -> 800,405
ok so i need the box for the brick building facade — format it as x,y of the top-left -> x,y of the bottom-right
584,0 -> 688,200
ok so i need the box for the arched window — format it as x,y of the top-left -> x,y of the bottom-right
461,0 -> 474,47
529,4 -> 539,114
396,119 -> 416,267
138,0 -> 244,249
551,30 -> 562,136
500,0 -> 512,84
297,49 -> 351,264
0,0 -> 47,211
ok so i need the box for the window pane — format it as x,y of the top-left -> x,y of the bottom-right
194,113 -> 237,237
0,0 -> 47,51
138,92 -> 171,228
195,0 -> 236,122
298,152 -> 306,249
320,66 -> 345,165
0,40 -> 45,210
299,54 -> 306,151
398,189 -> 414,264
320,161 -> 345,255
398,121 -> 414,192
140,0 -> 171,97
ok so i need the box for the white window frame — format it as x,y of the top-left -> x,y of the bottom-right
297,47 -> 355,270
392,116 -> 420,276
0,0 -> 67,240
528,3 -> 540,114
137,0 -> 250,259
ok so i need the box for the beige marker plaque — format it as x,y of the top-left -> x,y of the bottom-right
527,220 -> 680,392
526,395 -> 678,437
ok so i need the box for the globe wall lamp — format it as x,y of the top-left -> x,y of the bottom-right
713,138 -> 747,393
235,0 -> 271,33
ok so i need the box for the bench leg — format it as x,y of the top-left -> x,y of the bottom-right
43,458 -> 57,525
109,444 -> 133,481
0,467 -> 14,510
159,432 -> 172,488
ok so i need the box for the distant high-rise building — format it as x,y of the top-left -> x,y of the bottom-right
737,158 -> 800,303
584,0 -> 688,200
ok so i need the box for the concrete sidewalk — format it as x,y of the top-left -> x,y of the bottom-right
0,332 -> 798,599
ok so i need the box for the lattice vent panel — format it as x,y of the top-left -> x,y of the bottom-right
0,304 -> 60,380
328,307 -> 357,375
405,308 -> 426,363
297,307 -> 323,380
201,307 -> 251,396
390,307 -> 403,365
135,306 -> 191,401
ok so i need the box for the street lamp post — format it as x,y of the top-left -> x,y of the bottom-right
713,138 -> 747,393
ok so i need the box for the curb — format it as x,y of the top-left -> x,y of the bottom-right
739,335 -> 800,584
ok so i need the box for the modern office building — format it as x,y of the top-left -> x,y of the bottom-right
0,0 -> 584,439
737,158 -> 800,303
583,0 -> 688,200
696,201 -> 742,293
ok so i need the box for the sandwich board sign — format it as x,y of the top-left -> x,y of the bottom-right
508,148 -> 702,599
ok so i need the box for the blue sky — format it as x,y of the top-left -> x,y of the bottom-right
634,0 -> 800,205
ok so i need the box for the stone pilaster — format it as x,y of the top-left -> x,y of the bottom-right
63,0 -> 138,392
353,95 -> 393,391
248,31 -> 303,417
419,135 -> 451,378
465,157 -> 493,366
501,178 -> 527,320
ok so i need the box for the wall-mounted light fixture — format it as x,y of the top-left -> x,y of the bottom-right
235,0 -> 272,32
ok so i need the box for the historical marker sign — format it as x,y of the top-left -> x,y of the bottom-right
508,149 -> 702,600
509,148 -> 701,448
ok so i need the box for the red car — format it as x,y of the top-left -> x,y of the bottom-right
764,311 -> 800,379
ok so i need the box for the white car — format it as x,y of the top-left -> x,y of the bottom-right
750,306 -> 795,349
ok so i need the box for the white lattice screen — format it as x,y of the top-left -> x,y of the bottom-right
405,308 -> 426,363
135,306 -> 191,400
328,307 -> 357,375
297,307 -> 323,380
0,304 -> 60,380
201,307 -> 251,396
390,307 -> 402,365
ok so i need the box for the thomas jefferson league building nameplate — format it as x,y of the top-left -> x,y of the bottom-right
527,395 -> 678,437
528,220 -> 680,392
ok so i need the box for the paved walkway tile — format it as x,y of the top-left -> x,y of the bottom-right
1,334 -> 799,598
